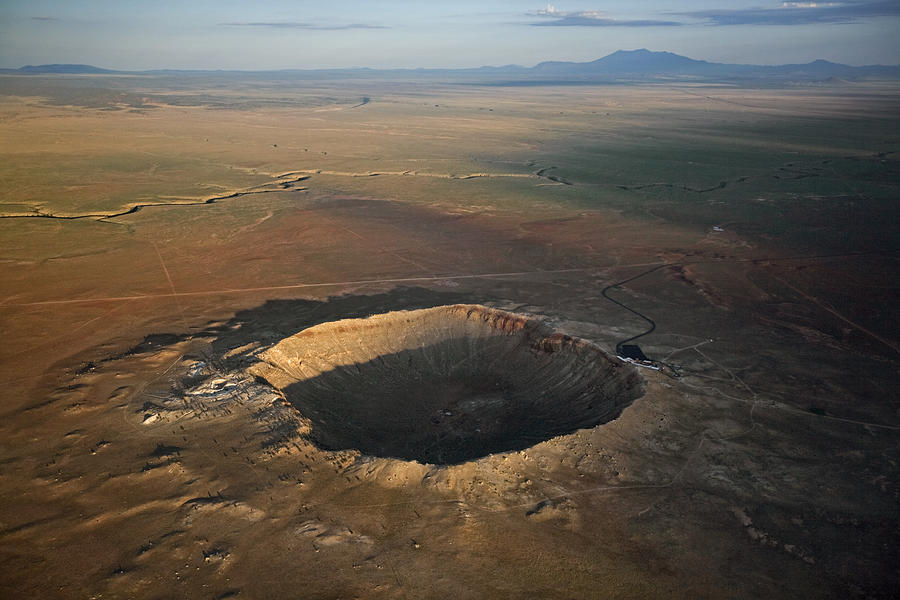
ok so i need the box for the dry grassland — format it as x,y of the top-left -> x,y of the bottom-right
1,75 -> 898,599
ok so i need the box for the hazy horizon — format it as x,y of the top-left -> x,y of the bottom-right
8,46 -> 900,73
1,1 -> 899,71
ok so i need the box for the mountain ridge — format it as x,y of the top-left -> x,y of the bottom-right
3,50 -> 899,80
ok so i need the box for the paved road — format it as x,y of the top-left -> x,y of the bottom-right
601,264 -> 669,357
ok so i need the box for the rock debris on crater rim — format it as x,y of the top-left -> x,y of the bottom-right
250,304 -> 645,465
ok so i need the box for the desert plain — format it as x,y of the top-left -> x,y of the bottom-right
0,72 -> 898,598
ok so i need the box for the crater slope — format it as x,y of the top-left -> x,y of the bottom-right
251,304 -> 644,464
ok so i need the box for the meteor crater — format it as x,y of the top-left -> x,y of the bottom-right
251,305 -> 644,465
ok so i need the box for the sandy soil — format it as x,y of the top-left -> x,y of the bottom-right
0,77 -> 898,598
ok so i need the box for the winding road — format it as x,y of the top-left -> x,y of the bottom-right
601,264 -> 669,357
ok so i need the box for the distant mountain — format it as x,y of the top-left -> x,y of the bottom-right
13,64 -> 119,74
535,49 -> 711,74
4,52 -> 899,81
528,49 -> 900,80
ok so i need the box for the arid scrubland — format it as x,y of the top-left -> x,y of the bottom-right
1,74 -> 898,598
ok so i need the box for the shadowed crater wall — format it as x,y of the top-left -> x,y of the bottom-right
251,305 -> 644,465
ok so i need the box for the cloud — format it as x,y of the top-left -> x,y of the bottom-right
533,15 -> 682,27
529,5 -> 681,27
527,1 -> 900,28
220,22 -> 387,31
678,1 -> 900,26
31,16 -> 60,22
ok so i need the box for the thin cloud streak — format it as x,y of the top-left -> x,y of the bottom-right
220,22 -> 388,31
677,0 -> 900,26
526,1 -> 900,28
532,16 -> 682,27
529,8 -> 681,27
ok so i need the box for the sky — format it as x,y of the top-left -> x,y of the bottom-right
1,1 -> 899,70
